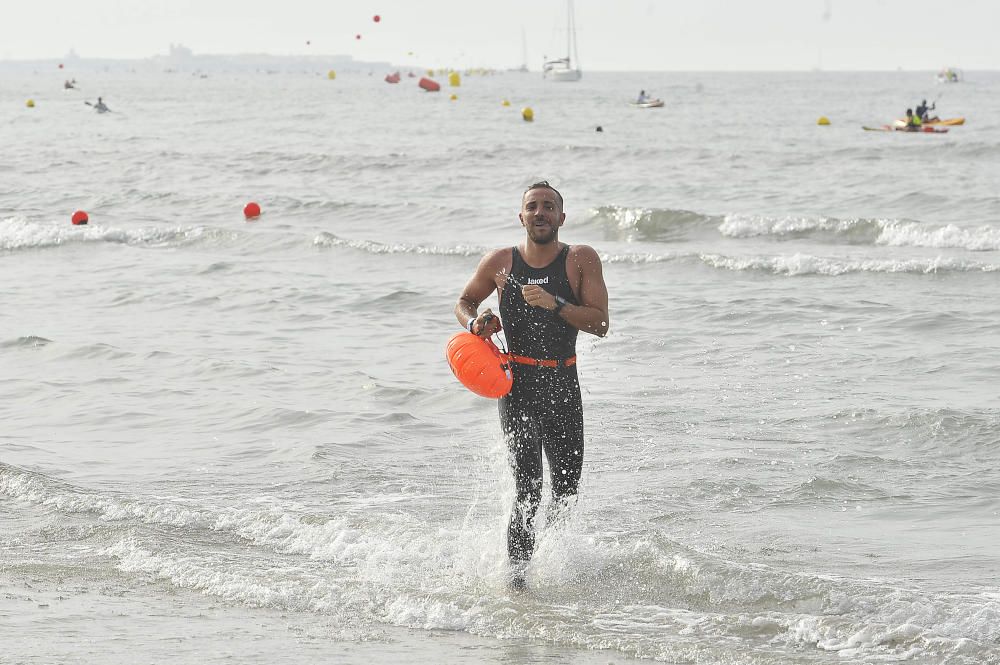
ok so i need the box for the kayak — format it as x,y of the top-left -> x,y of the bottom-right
863,125 -> 949,133
894,118 -> 964,128
926,117 -> 965,126
630,100 -> 664,108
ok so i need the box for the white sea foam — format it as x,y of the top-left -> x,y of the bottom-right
0,216 -> 233,251
720,214 -> 1000,251
876,221 -> 1000,251
699,252 -> 1000,275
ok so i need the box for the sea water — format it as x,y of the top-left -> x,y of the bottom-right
1,68 -> 999,664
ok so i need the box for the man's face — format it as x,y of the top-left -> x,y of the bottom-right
519,188 -> 565,245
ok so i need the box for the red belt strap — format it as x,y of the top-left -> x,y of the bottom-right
508,354 -> 577,368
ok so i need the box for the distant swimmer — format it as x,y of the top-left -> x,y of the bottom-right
915,98 -> 937,123
454,181 -> 610,591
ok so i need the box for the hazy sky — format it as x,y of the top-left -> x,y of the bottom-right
3,0 -> 998,70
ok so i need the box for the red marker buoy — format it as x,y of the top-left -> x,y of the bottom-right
373,15 -> 381,22
355,34 -> 362,40
71,210 -> 89,225
244,202 -> 261,219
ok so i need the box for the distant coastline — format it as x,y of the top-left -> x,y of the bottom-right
0,44 -> 403,74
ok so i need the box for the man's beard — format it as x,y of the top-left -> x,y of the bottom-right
528,225 -> 557,244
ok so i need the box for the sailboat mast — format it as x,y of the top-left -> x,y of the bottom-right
521,26 -> 528,70
568,0 -> 579,69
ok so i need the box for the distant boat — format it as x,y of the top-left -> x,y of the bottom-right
543,0 -> 581,82
936,67 -> 962,83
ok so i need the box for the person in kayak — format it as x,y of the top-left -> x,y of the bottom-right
916,99 -> 936,123
903,109 -> 922,131
637,90 -> 649,104
454,181 -> 610,590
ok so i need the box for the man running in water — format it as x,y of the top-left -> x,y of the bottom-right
454,181 -> 609,589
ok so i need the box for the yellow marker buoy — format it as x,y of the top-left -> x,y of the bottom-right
450,94 -> 457,101
502,99 -> 510,107
448,71 -> 461,87
817,116 -> 830,125
26,99 -> 35,108
427,69 -> 434,77
327,70 -> 336,80
521,107 -> 534,122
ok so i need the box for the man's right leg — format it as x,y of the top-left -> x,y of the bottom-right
500,398 -> 543,566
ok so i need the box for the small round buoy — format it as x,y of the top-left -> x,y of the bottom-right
244,202 -> 261,219
71,210 -> 89,225
26,99 -> 35,108
502,99 -> 510,107
327,70 -> 336,80
450,94 -> 457,101
448,71 -> 461,87
373,14 -> 381,22
595,126 -> 604,133
355,34 -> 362,40
58,63 -> 64,69
817,116 -> 831,126
521,107 -> 534,122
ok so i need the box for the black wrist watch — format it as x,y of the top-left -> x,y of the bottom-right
553,296 -> 568,315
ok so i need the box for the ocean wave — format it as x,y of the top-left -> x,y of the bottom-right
699,252 -> 1000,275
820,407 -> 1000,453
312,231 -> 484,256
1,335 -> 52,348
721,214 -> 1000,251
586,205 -> 722,242
0,216 -> 240,252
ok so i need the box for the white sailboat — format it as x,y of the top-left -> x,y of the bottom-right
543,0 -> 581,82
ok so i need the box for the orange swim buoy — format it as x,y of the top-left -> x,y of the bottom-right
418,77 -> 440,92
445,332 -> 512,398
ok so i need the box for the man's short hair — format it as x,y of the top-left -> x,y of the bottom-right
523,181 -> 563,209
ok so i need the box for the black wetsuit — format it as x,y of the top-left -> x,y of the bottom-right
498,245 -> 584,563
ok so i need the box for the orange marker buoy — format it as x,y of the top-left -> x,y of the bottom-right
244,202 -> 261,219
71,210 -> 89,225
445,332 -> 513,399
418,77 -> 440,92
